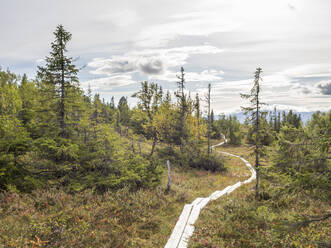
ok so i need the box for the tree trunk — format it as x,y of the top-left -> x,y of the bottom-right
60,36 -> 66,138
84,128 -> 87,144
138,140 -> 142,155
166,160 -> 171,192
150,131 -> 157,157
207,84 -> 211,155
179,67 -> 185,153
197,114 -> 200,140
255,78 -> 260,199
131,135 -> 135,153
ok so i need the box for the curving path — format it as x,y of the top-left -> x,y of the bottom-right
164,136 -> 256,248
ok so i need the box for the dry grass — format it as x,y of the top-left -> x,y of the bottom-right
189,184 -> 331,248
189,144 -> 331,248
0,140 -> 255,248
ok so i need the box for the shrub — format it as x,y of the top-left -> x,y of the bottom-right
188,152 -> 225,172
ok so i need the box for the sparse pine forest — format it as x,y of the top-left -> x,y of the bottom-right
0,25 -> 330,248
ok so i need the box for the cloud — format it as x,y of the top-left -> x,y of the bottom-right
136,10 -> 241,47
2,0 -> 331,113
280,64 -> 331,79
139,58 -> 164,74
84,45 -> 225,100
88,58 -> 136,75
186,70 -> 224,82
148,69 -> 224,84
288,4 -> 296,11
317,81 -> 331,95
81,75 -> 136,91
35,58 -> 45,65
86,45 -> 224,89
298,86 -> 312,94
88,45 -> 223,76
192,64 -> 331,114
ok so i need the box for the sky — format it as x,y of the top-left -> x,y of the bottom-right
1,0 -> 331,114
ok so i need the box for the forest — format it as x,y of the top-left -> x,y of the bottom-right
0,25 -> 330,248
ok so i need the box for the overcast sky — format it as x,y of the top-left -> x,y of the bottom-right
1,0 -> 331,114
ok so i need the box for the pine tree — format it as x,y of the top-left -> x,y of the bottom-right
37,24 -> 79,138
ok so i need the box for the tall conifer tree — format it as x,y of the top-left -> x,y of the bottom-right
207,84 -> 212,154
37,25 -> 79,138
241,67 -> 266,198
195,93 -> 201,139
175,67 -> 187,152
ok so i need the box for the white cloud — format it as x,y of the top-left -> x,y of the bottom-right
85,45 -> 224,88
279,64 -> 331,78
149,69 -> 224,83
96,9 -> 139,28
186,70 -> 224,82
35,58 -> 45,65
1,0 -> 331,113
88,45 -> 223,76
136,10 -> 240,47
81,75 -> 136,91
317,81 -> 331,95
192,64 -> 331,114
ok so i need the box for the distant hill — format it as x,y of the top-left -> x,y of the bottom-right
217,111 -> 318,124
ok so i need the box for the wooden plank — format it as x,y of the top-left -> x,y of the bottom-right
165,135 -> 256,248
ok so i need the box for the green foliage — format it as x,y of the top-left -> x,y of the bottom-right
0,26 -> 165,193
240,67 -> 266,197
246,115 -> 274,146
190,185 -> 331,248
156,136 -> 225,172
4,23 -> 329,247
132,81 -> 163,155
273,111 -> 331,196
37,24 -> 80,138
188,152 -> 225,172
0,162 -> 237,248
0,73 -> 33,190
213,115 -> 243,145
118,96 -> 131,126
281,109 -> 302,129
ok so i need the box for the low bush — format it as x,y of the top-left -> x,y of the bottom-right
188,152 -> 225,172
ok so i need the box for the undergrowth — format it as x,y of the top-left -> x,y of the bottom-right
0,152 -> 245,248
189,145 -> 331,248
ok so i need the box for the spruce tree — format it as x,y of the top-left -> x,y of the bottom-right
164,90 -> 172,104
241,67 -> 266,198
194,93 -> 201,139
118,96 -> 130,126
206,83 -> 211,154
277,111 -> 281,132
211,109 -> 215,132
110,96 -> 115,109
37,25 -> 79,138
273,107 -> 277,132
175,67 -> 187,152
